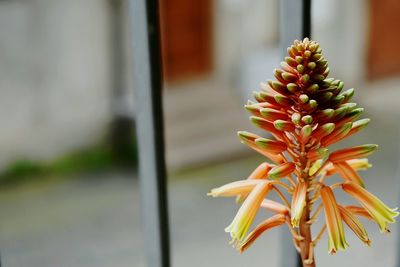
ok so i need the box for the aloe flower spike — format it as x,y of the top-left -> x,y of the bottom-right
208,38 -> 398,267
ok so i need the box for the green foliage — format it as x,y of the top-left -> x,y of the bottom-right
0,141 -> 137,185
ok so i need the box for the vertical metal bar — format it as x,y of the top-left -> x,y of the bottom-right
128,1 -> 170,267
279,1 -> 311,267
280,0 -> 312,56
109,0 -> 136,163
302,0 -> 312,38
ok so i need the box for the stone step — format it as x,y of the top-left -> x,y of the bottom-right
164,79 -> 251,170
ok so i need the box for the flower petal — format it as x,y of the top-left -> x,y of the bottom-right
255,138 -> 287,153
291,182 -> 307,227
345,205 -> 374,220
238,131 -> 285,163
260,107 -> 288,121
268,162 -> 296,180
312,123 -> 335,139
339,206 -> 371,246
329,145 -> 378,163
208,179 -> 264,197
236,162 -> 274,203
321,122 -> 352,146
322,159 -> 371,177
342,182 -> 399,233
320,185 -> 348,254
237,214 -> 286,253
334,161 -> 365,187
307,148 -> 329,162
225,181 -> 273,241
261,199 -> 289,215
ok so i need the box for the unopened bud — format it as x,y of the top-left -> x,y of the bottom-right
274,120 -> 295,132
299,94 -> 309,103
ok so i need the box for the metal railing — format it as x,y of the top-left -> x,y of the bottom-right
129,1 -> 170,267
130,0 -> 311,267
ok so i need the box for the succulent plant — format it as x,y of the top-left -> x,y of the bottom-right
208,38 -> 398,267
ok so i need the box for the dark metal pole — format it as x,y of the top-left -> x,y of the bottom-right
109,0 -> 137,164
279,1 -> 311,267
280,0 -> 312,55
302,0 -> 312,38
128,1 -> 170,267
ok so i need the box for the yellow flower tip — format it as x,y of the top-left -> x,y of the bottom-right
309,159 -> 324,176
342,182 -> 399,233
235,196 -> 244,204
237,131 -> 258,143
225,181 -> 273,242
347,158 -> 372,171
320,185 -> 348,254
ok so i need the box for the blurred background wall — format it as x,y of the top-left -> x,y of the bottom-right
0,0 -> 112,168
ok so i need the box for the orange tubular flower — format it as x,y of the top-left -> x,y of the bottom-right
334,161 -> 365,187
268,162 -> 296,180
255,137 -> 287,153
291,182 -> 307,227
247,162 -> 274,180
238,131 -> 285,163
235,162 -> 274,203
342,182 -> 399,233
345,205 -> 374,220
320,185 -> 348,254
322,158 -> 371,177
238,214 -> 286,253
208,179 -> 264,198
338,206 -> 371,246
329,144 -> 378,163
208,38 -> 397,267
307,148 -> 329,162
224,181 -> 273,242
261,199 -> 289,215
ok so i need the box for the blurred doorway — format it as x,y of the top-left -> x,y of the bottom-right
160,0 -> 212,82
367,0 -> 400,80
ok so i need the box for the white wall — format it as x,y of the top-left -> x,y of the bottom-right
0,0 -> 112,167
214,0 -> 279,85
313,0 -> 368,87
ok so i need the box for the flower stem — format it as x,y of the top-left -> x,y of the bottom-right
297,151 -> 316,267
298,193 -> 316,267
